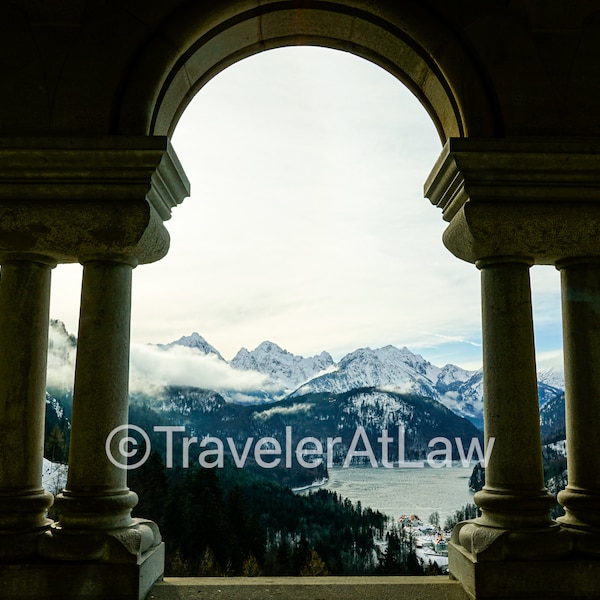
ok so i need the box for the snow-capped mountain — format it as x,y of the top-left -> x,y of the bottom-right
290,346 -> 442,398
538,367 -> 565,391
231,340 -> 335,391
287,345 -> 489,428
141,384 -> 483,463
437,370 -> 484,429
45,321 -> 565,432
289,346 -> 483,425
287,345 -> 563,431
436,363 -> 475,391
157,332 -> 224,360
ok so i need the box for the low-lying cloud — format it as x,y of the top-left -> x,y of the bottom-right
46,321 -> 275,397
129,344 -> 273,394
46,322 -> 77,391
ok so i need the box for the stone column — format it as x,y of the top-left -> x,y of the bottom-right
557,258 -> 600,554
0,257 -> 55,559
472,257 -> 556,532
44,257 -> 161,562
0,137 -> 189,599
422,138 -> 600,598
56,260 -> 137,524
446,254 -> 562,568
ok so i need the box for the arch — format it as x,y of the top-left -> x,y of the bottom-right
116,0 -> 500,142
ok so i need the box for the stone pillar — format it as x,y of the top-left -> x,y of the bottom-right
438,251 -> 569,599
473,258 -> 556,532
446,253 -> 563,571
0,256 -> 55,559
422,138 -> 600,598
0,137 -> 189,600
557,258 -> 600,554
60,258 -> 137,529
43,257 -> 161,564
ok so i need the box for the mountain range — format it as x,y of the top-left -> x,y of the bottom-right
46,322 -> 566,459
151,331 -> 564,432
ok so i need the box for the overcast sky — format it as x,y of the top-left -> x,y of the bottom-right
49,47 -> 564,371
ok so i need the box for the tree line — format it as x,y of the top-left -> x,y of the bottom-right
128,450 -> 406,576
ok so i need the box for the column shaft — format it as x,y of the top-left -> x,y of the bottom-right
558,260 -> 600,534
0,259 -> 54,558
44,258 -> 161,564
58,259 -> 137,530
474,259 -> 554,529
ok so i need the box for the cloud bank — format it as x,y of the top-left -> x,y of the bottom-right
129,344 -> 273,394
46,322 -> 275,396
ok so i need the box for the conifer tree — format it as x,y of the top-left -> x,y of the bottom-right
300,550 -> 329,576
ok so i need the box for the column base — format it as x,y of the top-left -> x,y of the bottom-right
558,522 -> 600,557
0,542 -> 164,600
39,518 -> 161,563
0,490 -> 54,559
558,486 -> 600,553
450,540 -> 600,599
0,524 -> 52,561
454,519 -> 572,562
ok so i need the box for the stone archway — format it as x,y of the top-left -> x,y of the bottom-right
2,2 -> 600,598
116,0 -> 500,141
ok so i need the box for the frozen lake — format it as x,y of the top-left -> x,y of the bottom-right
315,463 -> 476,523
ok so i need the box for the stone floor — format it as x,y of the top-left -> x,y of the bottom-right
148,576 -> 470,600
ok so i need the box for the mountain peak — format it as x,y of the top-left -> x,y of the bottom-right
291,343 -> 444,400
231,342 -> 335,392
256,340 -> 289,354
159,332 -> 224,360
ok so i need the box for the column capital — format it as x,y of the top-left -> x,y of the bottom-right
0,136 -> 190,264
79,255 -> 139,268
0,136 -> 189,219
555,256 -> 600,270
0,253 -> 57,268
425,137 -> 600,222
425,138 -> 600,264
441,201 -> 600,265
475,255 -> 533,269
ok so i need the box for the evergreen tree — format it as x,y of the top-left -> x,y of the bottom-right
428,511 -> 440,528
241,554 -> 263,577
292,533 -> 310,574
45,425 -> 67,463
300,550 -> 329,576
274,536 -> 293,575
168,548 -> 192,576
197,547 -> 221,576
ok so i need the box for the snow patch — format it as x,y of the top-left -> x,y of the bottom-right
253,403 -> 313,420
42,458 -> 67,494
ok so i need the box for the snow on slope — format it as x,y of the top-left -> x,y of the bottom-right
538,367 -> 565,391
42,458 -> 67,495
231,340 -> 335,391
46,321 -> 566,429
288,345 -> 488,425
157,332 -> 225,360
291,346 -> 442,397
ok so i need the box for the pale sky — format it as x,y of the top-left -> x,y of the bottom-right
49,47 -> 564,372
